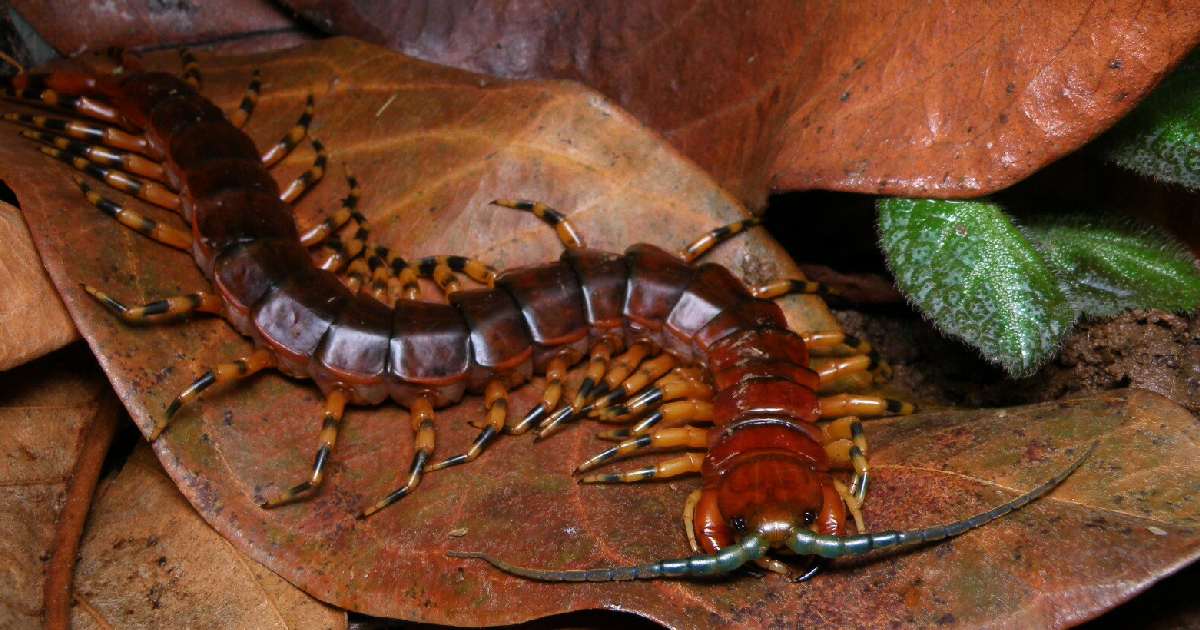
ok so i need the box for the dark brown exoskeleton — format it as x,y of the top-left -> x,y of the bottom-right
2,49 -> 1091,582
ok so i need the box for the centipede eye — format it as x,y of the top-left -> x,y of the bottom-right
730,516 -> 748,533
803,510 -> 817,525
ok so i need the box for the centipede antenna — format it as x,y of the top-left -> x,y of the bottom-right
450,534 -> 769,581
787,443 -> 1096,558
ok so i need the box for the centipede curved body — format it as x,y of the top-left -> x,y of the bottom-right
4,50 -> 1089,582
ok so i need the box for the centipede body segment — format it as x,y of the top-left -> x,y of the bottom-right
2,47 -> 1090,582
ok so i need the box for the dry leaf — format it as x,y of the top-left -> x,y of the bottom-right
284,1 -> 1200,206
9,0 -> 312,55
0,346 -> 118,628
5,39 -> 1196,627
0,202 -> 77,370
70,444 -> 346,629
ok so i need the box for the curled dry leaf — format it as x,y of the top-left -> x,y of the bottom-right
283,1 -> 1200,206
0,201 -> 77,370
0,347 -> 118,629
4,39 -> 1196,627
70,444 -> 346,629
9,0 -> 312,55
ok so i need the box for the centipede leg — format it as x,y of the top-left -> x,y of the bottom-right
1,78 -> 121,124
752,278 -> 837,300
73,177 -> 190,249
358,396 -> 436,518
491,199 -> 585,249
821,417 -> 869,502
261,94 -> 314,167
260,390 -> 348,508
279,138 -> 327,204
19,129 -> 167,182
82,286 -> 222,323
179,48 -> 201,89
578,451 -> 704,484
299,172 -> 361,246
45,147 -> 180,211
428,379 -> 508,471
819,393 -> 915,418
679,217 -> 762,263
597,399 -> 713,441
507,354 -> 569,434
576,426 -> 708,475
315,214 -> 368,272
1,112 -> 150,154
228,69 -> 261,129
158,348 -> 275,440
588,374 -> 711,423
534,337 -> 619,439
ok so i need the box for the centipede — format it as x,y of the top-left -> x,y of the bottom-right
2,47 -> 1092,583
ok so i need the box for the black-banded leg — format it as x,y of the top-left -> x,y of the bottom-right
429,379 -> 508,471
752,278 -> 837,301
595,340 -> 657,401
358,396 -> 436,518
810,354 -> 881,391
580,353 -> 678,422
299,172 -> 361,246
385,254 -> 422,303
48,148 -> 180,211
314,214 -> 368,273
534,337 -> 618,439
261,94 -> 314,167
577,426 -> 708,475
74,177 -> 190,250
260,390 -> 348,508
1,78 -> 121,125
83,286 -> 221,323
679,217 -> 761,264
579,446 -> 705,484
491,199 -> 584,249
20,129 -> 166,182
819,394 -> 914,419
158,348 -> 275,440
1,112 -> 150,154
179,48 -> 201,89
598,399 -> 713,441
820,415 -> 869,533
228,69 -> 261,129
507,354 -> 569,435
589,375 -> 711,423
279,138 -> 327,204
417,255 -> 498,295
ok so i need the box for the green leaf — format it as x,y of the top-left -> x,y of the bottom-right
1104,51 -> 1200,188
1022,216 -> 1200,318
877,198 -> 1074,377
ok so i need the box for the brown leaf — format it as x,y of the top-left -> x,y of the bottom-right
0,201 -> 78,370
70,444 -> 346,629
10,0 -> 312,55
284,1 -> 1200,207
0,347 -> 119,628
5,39 -> 1195,627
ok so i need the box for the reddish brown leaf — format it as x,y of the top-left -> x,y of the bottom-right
0,347 -> 119,628
5,40 -> 1197,627
10,0 -> 311,55
0,201 -> 78,370
70,444 -> 346,629
284,1 -> 1200,207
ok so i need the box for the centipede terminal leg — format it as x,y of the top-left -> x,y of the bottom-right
261,390 -> 349,508
158,348 -> 275,440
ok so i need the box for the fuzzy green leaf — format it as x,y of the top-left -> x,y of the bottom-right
1104,51 -> 1200,188
877,199 -> 1074,377
1023,216 -> 1200,318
